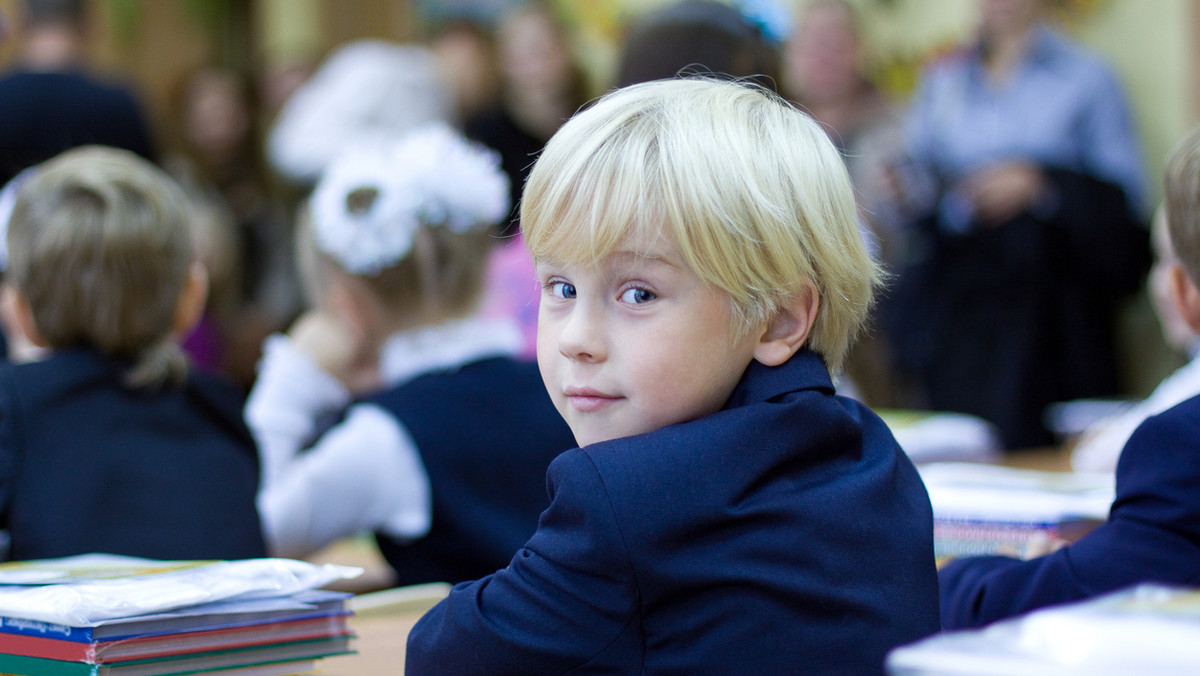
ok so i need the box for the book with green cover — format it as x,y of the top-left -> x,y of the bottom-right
0,635 -> 353,675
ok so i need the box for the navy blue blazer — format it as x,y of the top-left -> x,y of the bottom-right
939,393 -> 1200,629
406,350 -> 940,675
0,348 -> 266,561
368,357 -> 576,586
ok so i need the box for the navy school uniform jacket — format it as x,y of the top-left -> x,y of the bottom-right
406,349 -> 941,675
0,348 -> 265,561
939,392 -> 1200,629
368,357 -> 577,586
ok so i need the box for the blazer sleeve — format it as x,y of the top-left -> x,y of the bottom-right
940,404 -> 1200,630
405,448 -> 640,675
0,369 -> 17,528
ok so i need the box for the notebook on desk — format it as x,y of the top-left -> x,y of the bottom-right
918,462 -> 1114,561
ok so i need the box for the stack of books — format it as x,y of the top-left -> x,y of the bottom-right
918,462 -> 1114,561
0,554 -> 362,676
888,584 -> 1200,675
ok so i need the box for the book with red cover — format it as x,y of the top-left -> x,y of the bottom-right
0,613 -> 351,663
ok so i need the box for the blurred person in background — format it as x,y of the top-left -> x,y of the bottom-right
166,65 -> 300,389
881,0 -> 1150,449
783,0 -> 906,407
0,0 -> 156,186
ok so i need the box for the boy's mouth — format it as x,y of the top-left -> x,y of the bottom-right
564,386 -> 622,412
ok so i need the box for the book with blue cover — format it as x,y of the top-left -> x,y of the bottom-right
0,590 -> 352,643
0,555 -> 363,676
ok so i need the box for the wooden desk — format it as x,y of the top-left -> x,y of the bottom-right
304,534 -> 398,595
996,445 -> 1075,472
321,584 -> 450,675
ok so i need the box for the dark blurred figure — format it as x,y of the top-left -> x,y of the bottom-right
430,18 -> 503,125
165,65 -> 301,389
881,0 -> 1151,449
463,1 -> 589,230
615,0 -> 780,92
0,0 -> 156,186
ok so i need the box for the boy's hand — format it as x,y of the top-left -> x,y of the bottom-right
288,310 -> 382,395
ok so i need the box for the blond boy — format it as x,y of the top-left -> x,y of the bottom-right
406,78 -> 939,675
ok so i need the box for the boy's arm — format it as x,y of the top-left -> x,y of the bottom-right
406,448 -> 639,675
0,370 -> 18,530
940,403 -> 1200,629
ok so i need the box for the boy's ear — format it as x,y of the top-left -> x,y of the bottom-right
1168,263 -> 1200,334
753,286 -> 819,367
172,262 -> 209,338
1,284 -> 48,348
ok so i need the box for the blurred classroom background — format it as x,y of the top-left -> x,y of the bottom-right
0,0 -> 1195,401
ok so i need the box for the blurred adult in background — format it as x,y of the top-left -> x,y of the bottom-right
783,0 -> 905,264
0,0 -> 156,186
166,65 -> 300,389
882,0 -> 1151,449
430,18 -> 503,125
463,1 -> 589,228
615,0 -> 780,92
783,0 -> 906,407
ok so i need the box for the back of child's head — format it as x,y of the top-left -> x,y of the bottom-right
7,145 -> 194,388
303,123 -> 509,322
615,0 -> 780,92
1165,124 -> 1200,287
521,76 -> 880,373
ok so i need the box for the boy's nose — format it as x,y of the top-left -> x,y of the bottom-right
558,303 -> 606,363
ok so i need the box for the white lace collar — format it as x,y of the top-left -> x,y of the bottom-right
379,315 -> 524,389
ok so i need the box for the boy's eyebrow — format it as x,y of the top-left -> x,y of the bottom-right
610,249 -> 683,271
535,248 -> 683,270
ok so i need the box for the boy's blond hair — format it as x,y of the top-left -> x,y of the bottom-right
521,77 -> 881,372
8,146 -> 194,388
1165,124 -> 1200,286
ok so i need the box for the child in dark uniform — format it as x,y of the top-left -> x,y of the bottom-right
0,145 -> 264,561
939,124 -> 1200,630
406,77 -> 939,675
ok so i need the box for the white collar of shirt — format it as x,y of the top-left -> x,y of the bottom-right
379,315 -> 524,389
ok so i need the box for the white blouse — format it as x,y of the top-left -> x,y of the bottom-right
246,316 -> 524,558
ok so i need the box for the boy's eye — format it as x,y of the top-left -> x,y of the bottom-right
619,287 -> 656,304
550,281 -> 577,299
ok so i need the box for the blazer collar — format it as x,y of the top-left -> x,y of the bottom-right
724,348 -> 834,410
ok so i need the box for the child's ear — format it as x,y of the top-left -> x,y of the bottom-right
1,284 -> 48,348
172,262 -> 209,338
753,286 -> 819,367
1168,263 -> 1200,334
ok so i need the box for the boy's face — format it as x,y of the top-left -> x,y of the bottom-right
536,232 -> 760,447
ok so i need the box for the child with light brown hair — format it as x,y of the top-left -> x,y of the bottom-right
0,145 -> 264,561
